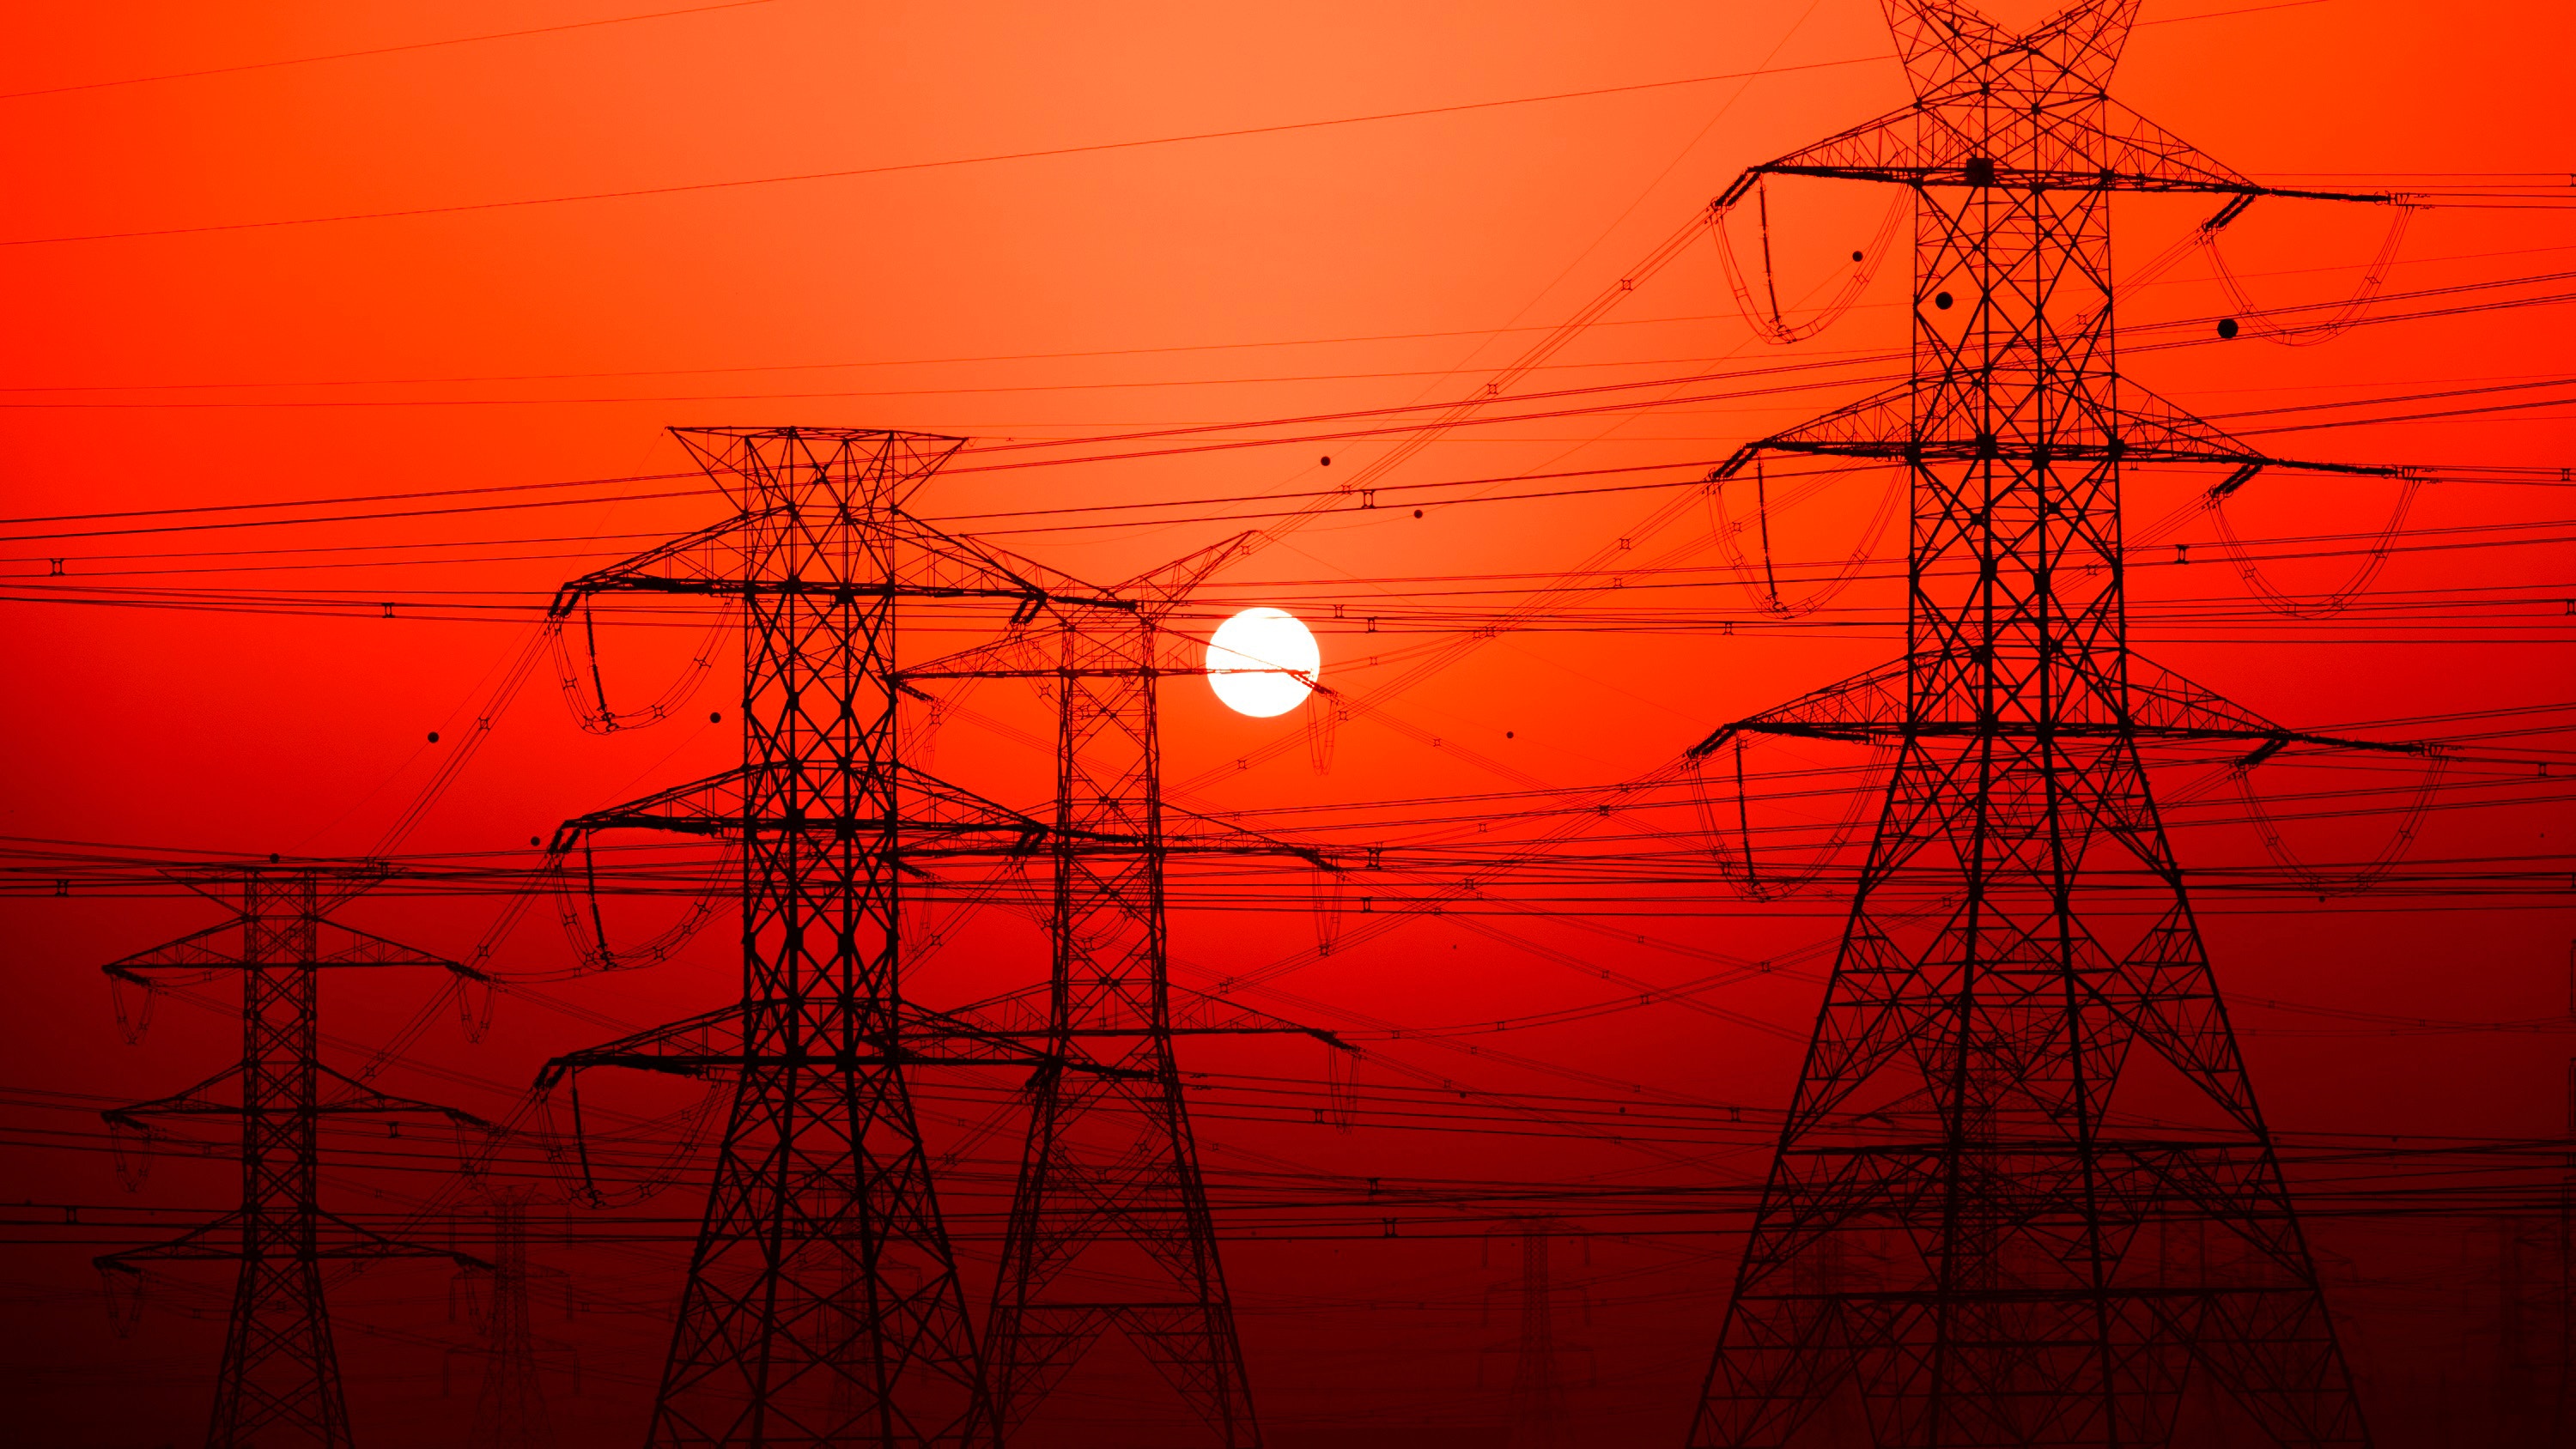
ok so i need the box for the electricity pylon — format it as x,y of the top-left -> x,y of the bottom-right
2559,1057 -> 2576,1447
1482,1217 -> 1589,1449
96,864 -> 488,1449
2476,1213 -> 2561,1446
533,427 -> 1126,1449
906,542 -> 1342,1449
453,1188 -> 578,1449
1681,3 -> 2419,1444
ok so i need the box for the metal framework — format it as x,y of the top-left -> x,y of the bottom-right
1682,3 -> 2413,1445
2559,1058 -> 2576,1445
2466,1214 -> 2561,1445
535,427 -> 1121,1449
96,865 -> 484,1449
1490,1218 -> 1583,1449
454,1189 -> 577,1449
905,541 -> 1334,1449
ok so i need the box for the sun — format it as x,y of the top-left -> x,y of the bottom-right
1205,607 -> 1320,718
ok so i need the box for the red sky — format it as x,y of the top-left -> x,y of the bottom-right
3,3 -> 2573,1446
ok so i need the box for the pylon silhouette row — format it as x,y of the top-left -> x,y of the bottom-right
77,6 -> 2448,1447
536,427 -> 1332,1449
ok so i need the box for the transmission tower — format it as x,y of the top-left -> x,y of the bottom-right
95,864 -> 487,1449
1483,1217 -> 1589,1449
2560,1057 -> 2576,1447
905,541 -> 1340,1449
532,427 -> 1123,1449
452,1188 -> 577,1449
1682,3 -> 2420,1444
985,562 -> 1317,1448
2476,1212 -> 2560,1444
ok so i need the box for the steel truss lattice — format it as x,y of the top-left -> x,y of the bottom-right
906,538 -> 1335,1449
537,427 -> 1135,1449
452,1189 -> 579,1449
96,866 -> 485,1449
1683,3 -> 2412,1446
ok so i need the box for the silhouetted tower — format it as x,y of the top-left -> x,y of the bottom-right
2476,1214 -> 2560,1444
908,541 -> 1337,1449
96,865 -> 486,1449
533,427 -> 1112,1448
2560,1058 -> 2576,1447
993,549 -> 1275,1447
1485,1218 -> 1588,1449
454,1189 -> 575,1449
1684,3 -> 2413,1444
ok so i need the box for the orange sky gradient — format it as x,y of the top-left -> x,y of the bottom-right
3,3 -> 2573,1446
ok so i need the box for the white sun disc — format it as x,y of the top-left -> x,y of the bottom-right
1206,607 -> 1320,718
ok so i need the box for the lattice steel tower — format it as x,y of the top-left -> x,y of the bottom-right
1684,3 -> 2407,1444
906,540 -> 1332,1449
453,1188 -> 576,1449
991,550 -> 1264,1447
535,427 -> 1115,1449
96,865 -> 485,1449
1492,1218 -> 1583,1449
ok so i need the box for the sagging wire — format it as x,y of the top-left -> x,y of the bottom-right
1704,458 -> 1904,617
1712,181 -> 1907,345
553,833 -> 733,974
1688,737 -> 1892,900
2202,199 -> 2416,348
545,1071 -> 727,1209
370,625 -> 553,858
549,600 -> 732,734
2230,746 -> 2451,896
2205,466 -> 2426,619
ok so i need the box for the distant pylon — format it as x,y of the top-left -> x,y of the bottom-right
453,1188 -> 577,1449
533,427 -> 1122,1449
906,540 -> 1340,1448
96,864 -> 488,1449
2558,1057 -> 2576,1447
1484,1217 -> 1589,1449
2478,1213 -> 2558,1445
1682,2 -> 2419,1444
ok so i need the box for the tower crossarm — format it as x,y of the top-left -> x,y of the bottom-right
533,998 -> 1088,1092
1705,0 -> 2397,209
1696,655 -> 2427,761
93,1208 -> 247,1271
104,1064 -> 490,1138
894,532 -> 1262,688
895,626 -> 1057,685
315,1208 -> 489,1267
545,761 -> 1054,858
884,508 -> 1132,613
309,919 -> 471,973
1710,717 -> 2421,756
547,509 -> 764,615
94,1204 -> 483,1275
1733,157 -> 2392,206
101,919 -> 246,980
532,1002 -> 744,1088
1692,658 -> 1911,753
1159,803 -> 1339,873
548,506 -> 1132,618
1113,530 -> 1264,621
945,979 -> 1346,1050
103,905 -> 476,984
1705,378 -> 2415,481
312,1065 -> 494,1130
102,1064 -> 245,1126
